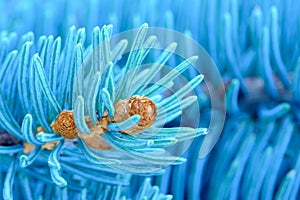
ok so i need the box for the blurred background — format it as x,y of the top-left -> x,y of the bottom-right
0,0 -> 299,199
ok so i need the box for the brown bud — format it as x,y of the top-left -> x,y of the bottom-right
51,111 -> 78,139
113,96 -> 157,134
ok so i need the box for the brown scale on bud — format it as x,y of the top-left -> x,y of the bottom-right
79,131 -> 112,150
23,127 -> 58,154
51,111 -> 79,139
113,96 -> 157,134
78,112 -> 112,150
38,126 -> 58,150
23,142 -> 35,154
